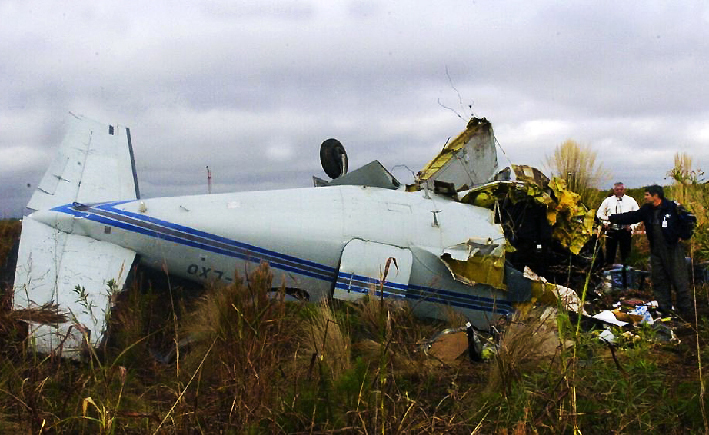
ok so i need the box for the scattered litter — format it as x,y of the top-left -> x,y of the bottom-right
592,310 -> 628,327
466,322 -> 483,361
621,331 -> 641,343
420,322 -> 486,364
598,329 -> 615,343
601,266 -> 649,291
612,309 -> 644,324
428,331 -> 469,363
480,343 -> 496,360
653,324 -> 680,343
627,305 -> 653,324
524,267 -> 585,313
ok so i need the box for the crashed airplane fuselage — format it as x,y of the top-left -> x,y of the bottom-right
14,114 -> 539,358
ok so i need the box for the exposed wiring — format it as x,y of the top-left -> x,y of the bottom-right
390,164 -> 417,180
495,137 -> 513,169
437,98 -> 464,120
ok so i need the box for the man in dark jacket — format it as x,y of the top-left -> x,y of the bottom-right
610,184 -> 691,317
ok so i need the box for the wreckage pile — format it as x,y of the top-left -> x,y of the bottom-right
2,113 -> 708,432
460,165 -> 596,254
415,117 -> 595,257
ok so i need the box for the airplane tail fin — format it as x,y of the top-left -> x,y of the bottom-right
14,113 -> 140,358
27,112 -> 140,212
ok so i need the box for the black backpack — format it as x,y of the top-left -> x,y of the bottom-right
675,202 -> 697,240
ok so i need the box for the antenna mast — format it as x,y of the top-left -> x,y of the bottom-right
207,166 -> 212,194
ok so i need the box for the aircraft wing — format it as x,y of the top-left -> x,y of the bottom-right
27,112 -> 140,212
13,218 -> 137,358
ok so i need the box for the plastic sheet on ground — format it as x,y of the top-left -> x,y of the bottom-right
592,310 -> 628,327
524,266 -> 586,314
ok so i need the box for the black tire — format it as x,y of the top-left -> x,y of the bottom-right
320,138 -> 348,179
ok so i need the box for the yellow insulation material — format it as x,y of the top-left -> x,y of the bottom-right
441,253 -> 507,290
459,169 -> 595,255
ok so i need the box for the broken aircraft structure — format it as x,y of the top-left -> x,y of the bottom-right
13,113 -> 594,358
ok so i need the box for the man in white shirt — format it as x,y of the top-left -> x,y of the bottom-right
597,182 -> 640,267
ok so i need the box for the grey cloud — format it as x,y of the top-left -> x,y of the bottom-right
2,1 -> 708,217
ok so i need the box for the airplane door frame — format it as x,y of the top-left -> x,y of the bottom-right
333,239 -> 413,302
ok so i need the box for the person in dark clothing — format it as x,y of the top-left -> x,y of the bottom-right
610,184 -> 692,317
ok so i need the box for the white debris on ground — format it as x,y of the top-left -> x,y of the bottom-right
523,266 -> 586,314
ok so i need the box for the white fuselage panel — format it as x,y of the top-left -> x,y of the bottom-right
35,185 -> 511,327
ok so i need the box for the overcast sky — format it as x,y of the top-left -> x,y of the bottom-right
1,1 -> 708,217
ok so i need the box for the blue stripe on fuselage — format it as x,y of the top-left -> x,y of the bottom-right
51,202 -> 512,313
93,202 -> 336,273
335,271 -> 512,314
52,203 -> 335,281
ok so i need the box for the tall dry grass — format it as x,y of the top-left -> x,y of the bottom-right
0,220 -> 20,268
666,152 -> 709,263
487,306 -> 564,397
667,152 -> 707,225
666,152 -> 709,433
545,139 -> 608,207
175,262 -> 300,430
351,290 -> 433,373
301,299 -> 351,381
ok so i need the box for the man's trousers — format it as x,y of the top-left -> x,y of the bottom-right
651,242 -> 691,315
605,229 -> 632,266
